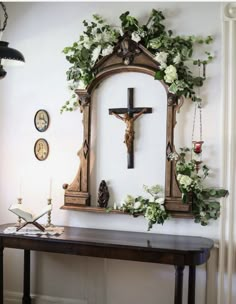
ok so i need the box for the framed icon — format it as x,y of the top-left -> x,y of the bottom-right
34,138 -> 49,161
34,109 -> 49,132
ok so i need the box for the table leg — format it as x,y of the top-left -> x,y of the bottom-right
0,240 -> 3,304
188,266 -> 196,304
174,265 -> 185,304
22,250 -> 31,304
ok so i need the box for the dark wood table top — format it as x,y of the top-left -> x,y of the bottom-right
0,224 -> 214,266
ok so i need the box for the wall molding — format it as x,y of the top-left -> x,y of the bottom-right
4,290 -> 87,304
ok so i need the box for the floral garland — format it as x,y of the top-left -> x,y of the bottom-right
120,148 -> 228,230
62,9 -> 214,112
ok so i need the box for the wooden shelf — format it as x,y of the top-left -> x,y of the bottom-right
60,205 -> 193,218
60,205 -> 125,214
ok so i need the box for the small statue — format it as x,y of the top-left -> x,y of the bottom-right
97,180 -> 110,208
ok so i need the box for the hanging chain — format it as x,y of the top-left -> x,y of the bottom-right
0,2 -> 8,32
191,100 -> 197,142
191,60 -> 203,141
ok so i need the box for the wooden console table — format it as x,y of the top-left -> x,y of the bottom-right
0,224 -> 214,304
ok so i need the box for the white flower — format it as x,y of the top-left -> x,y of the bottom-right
173,53 -> 181,64
83,34 -> 92,49
67,80 -> 77,90
155,197 -> 165,205
177,174 -> 193,188
200,211 -> 206,217
77,80 -> 87,90
154,52 -> 168,70
119,28 -> 124,37
168,152 -> 179,161
91,45 -> 101,65
93,33 -> 103,43
131,32 -> 141,43
164,65 -> 178,83
150,185 -> 163,195
133,201 -> 142,209
125,195 -> 135,204
102,45 -> 114,56
102,30 -> 114,43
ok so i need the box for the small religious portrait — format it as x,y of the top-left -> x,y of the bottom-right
34,109 -> 49,132
34,138 -> 49,161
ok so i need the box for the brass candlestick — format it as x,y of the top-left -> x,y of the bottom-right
45,198 -> 54,228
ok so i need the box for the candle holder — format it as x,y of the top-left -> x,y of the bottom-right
192,141 -> 204,173
45,198 -> 54,228
15,198 -> 23,227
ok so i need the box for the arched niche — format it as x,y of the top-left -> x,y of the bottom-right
61,35 -> 192,216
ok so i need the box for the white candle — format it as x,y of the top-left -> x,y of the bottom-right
113,202 -> 117,210
19,180 -> 22,198
49,178 -> 52,199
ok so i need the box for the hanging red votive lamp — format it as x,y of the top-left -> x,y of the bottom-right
192,141 -> 204,154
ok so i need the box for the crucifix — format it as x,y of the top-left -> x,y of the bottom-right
109,88 -> 152,169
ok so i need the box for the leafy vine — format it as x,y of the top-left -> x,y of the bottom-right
62,9 -> 213,112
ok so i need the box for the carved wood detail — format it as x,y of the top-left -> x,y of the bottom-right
62,36 -> 191,215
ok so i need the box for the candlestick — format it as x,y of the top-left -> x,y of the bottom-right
45,198 -> 54,228
15,198 -> 22,227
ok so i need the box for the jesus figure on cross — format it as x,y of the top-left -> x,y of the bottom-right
111,108 -> 147,153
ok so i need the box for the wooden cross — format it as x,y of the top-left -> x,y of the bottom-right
109,88 -> 152,169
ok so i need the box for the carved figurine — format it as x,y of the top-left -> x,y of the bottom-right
111,109 -> 147,153
97,180 -> 110,208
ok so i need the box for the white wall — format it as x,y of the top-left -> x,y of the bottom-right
0,2 -> 226,304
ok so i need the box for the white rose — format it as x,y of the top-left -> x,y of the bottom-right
77,80 -> 87,90
102,45 -> 114,57
164,65 -> 178,83
133,201 -> 142,209
91,45 -> 101,65
173,53 -> 181,64
177,174 -> 193,188
154,52 -> 168,70
93,33 -> 103,43
156,198 -> 165,205
102,30 -> 113,43
131,32 -> 141,43
83,34 -> 92,49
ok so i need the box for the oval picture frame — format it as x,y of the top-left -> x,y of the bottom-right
34,109 -> 49,132
34,138 -> 49,161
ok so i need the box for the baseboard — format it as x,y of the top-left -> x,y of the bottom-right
4,290 -> 87,304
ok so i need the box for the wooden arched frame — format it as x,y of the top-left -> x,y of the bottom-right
62,35 -> 191,216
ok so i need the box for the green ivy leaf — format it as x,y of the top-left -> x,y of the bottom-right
155,70 -> 164,80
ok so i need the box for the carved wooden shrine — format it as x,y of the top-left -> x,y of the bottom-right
62,34 -> 191,216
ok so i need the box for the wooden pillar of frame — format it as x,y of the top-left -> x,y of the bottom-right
165,95 -> 191,213
63,91 -> 91,206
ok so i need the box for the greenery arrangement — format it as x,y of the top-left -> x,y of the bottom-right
62,9 -> 213,112
120,184 -> 169,231
119,148 -> 228,230
170,148 -> 228,226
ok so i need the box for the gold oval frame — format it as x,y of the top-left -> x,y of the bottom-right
34,109 -> 50,132
34,138 -> 49,161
